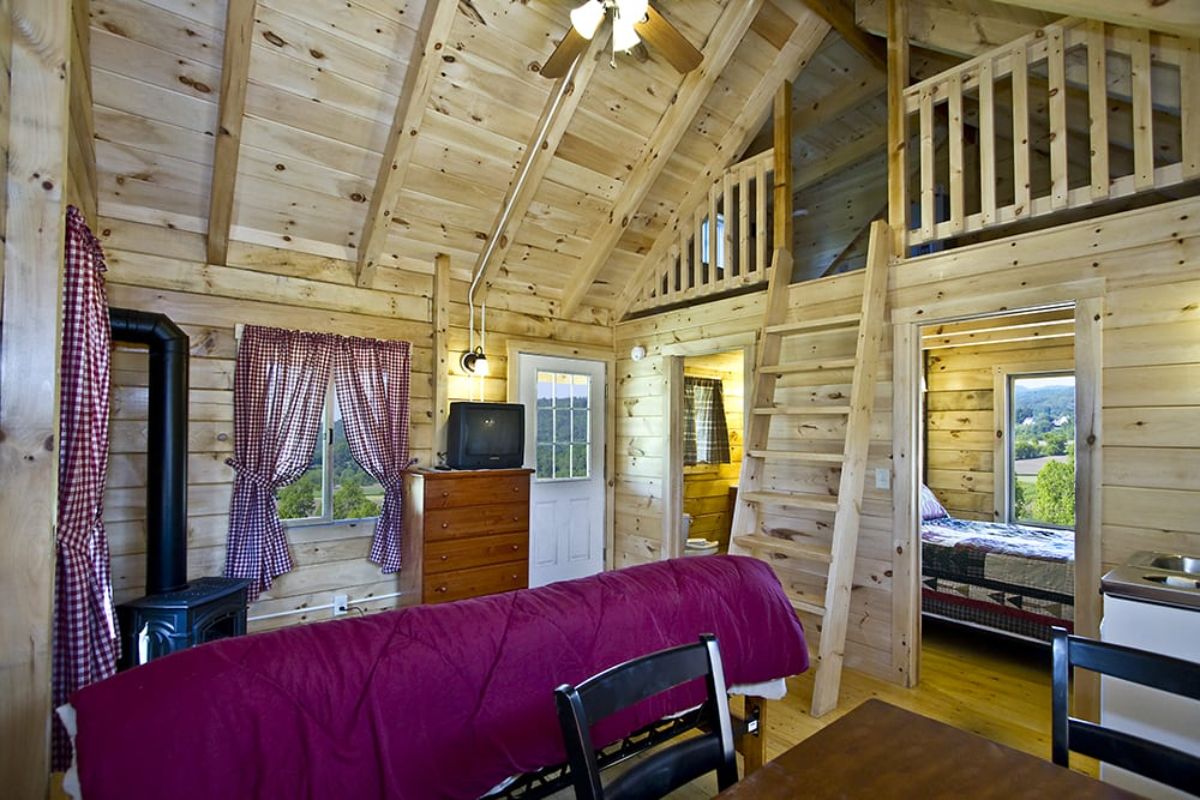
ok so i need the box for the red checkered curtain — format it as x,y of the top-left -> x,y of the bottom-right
225,326 -> 334,598
333,336 -> 412,572
52,206 -> 119,769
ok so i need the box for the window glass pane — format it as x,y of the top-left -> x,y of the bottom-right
1009,374 -> 1076,528
331,393 -> 381,521
536,408 -> 552,443
571,443 -> 589,478
555,373 -> 572,402
278,396 -> 326,520
554,408 -> 572,443
553,444 -> 571,478
537,372 -> 554,401
535,443 -> 554,479
572,409 -> 589,442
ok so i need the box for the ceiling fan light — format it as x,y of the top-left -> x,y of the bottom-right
570,0 -> 605,39
612,16 -> 641,52
615,0 -> 649,23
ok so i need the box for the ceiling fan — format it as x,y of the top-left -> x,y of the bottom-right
541,0 -> 704,79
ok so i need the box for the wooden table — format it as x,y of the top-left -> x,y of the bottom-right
719,699 -> 1140,799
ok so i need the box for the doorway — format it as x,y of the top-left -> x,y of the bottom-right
516,353 -> 607,587
662,339 -> 754,560
895,298 -> 1102,714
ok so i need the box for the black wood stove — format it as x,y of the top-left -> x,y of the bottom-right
110,308 -> 250,670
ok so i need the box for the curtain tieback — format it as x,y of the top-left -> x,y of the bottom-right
225,458 -> 277,490
380,476 -> 404,493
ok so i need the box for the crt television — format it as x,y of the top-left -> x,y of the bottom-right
446,402 -> 525,469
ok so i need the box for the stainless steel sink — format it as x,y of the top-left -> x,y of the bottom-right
1102,551 -> 1200,610
1138,554 -> 1200,575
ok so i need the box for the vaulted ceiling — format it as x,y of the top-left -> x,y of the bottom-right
90,0 -> 836,315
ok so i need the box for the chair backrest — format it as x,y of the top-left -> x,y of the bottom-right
554,634 -> 737,800
1051,628 -> 1200,793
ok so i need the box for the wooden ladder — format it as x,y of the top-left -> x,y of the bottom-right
729,220 -> 891,717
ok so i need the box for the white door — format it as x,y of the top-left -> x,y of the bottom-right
518,354 -> 606,587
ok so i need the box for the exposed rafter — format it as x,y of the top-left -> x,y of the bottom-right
558,0 -> 770,319
614,8 -> 832,318
793,72 -> 885,133
472,33 -> 608,304
206,0 -> 256,267
794,127 -> 888,193
355,0 -> 460,288
801,0 -> 887,71
990,0 -> 1200,37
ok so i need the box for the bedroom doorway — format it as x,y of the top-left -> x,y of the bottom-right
896,298 -> 1103,713
919,307 -> 1078,644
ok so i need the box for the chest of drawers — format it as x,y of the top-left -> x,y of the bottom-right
401,468 -> 532,604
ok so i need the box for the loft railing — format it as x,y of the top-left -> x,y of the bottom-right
629,149 -> 776,313
902,17 -> 1199,249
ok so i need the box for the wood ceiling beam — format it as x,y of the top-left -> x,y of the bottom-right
801,0 -> 888,72
857,0 -> 1052,58
472,33 -> 608,305
559,0 -> 771,319
356,0 -> 460,288
614,7 -> 832,318
793,73 -> 886,134
989,0 -> 1200,38
205,0 -> 256,267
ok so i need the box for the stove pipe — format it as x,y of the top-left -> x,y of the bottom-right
109,308 -> 189,595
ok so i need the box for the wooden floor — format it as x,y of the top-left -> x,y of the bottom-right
560,619 -> 1094,799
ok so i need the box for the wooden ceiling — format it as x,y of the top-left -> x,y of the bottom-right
89,0 -> 834,314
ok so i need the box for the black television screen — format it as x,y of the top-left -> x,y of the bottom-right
446,402 -> 525,469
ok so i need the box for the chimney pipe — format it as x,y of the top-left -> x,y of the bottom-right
109,308 -> 189,595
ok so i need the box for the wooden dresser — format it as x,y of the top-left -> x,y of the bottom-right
401,468 -> 532,604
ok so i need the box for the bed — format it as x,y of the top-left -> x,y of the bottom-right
920,486 -> 1074,642
65,555 -> 808,800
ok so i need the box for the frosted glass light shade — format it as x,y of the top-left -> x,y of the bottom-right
613,15 -> 640,52
616,0 -> 649,22
570,1 -> 605,39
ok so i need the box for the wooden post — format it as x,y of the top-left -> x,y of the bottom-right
1087,21 -> 1110,199
918,86 -> 934,241
432,254 -> 450,461
1073,296 -> 1104,721
1011,42 -> 1031,216
0,0 -> 73,794
1047,24 -> 1068,209
737,695 -> 768,774
1129,28 -> 1154,191
886,0 -> 909,255
773,82 -> 792,261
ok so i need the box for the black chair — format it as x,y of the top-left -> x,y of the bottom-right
554,634 -> 738,800
1051,628 -> 1200,794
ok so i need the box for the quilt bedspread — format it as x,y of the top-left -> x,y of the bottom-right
70,555 -> 808,799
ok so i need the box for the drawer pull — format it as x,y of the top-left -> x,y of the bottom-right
440,554 -> 449,561
512,486 -> 519,492
441,522 -> 449,529
511,544 -> 520,551
512,516 -> 519,522
441,490 -> 450,498
436,585 -> 448,593
511,574 -> 519,580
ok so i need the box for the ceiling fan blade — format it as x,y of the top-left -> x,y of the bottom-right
541,27 -> 589,79
635,6 -> 702,74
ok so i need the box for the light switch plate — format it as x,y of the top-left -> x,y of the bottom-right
875,468 -> 890,490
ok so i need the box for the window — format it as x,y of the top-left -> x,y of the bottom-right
277,382 -> 383,524
1008,373 -> 1076,529
534,370 -> 591,480
700,213 -> 726,270
683,376 -> 731,466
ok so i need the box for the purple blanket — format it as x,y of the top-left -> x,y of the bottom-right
71,556 -> 808,799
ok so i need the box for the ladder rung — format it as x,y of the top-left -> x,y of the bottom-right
786,591 -> 827,616
747,450 -> 844,464
736,534 -> 833,564
742,490 -> 839,512
752,405 -> 850,416
762,357 -> 856,374
764,313 -> 862,336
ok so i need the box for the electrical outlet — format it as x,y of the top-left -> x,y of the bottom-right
875,468 -> 890,490
332,594 -> 349,617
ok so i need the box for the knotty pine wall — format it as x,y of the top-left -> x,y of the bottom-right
98,218 -> 610,631
682,350 -> 744,550
923,308 -> 1075,521
615,195 -> 1200,685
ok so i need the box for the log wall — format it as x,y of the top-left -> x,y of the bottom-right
98,218 -> 610,631
615,194 -> 1200,684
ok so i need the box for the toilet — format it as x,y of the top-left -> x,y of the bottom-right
682,513 -> 719,556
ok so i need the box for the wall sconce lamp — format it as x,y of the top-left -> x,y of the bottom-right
460,346 -> 490,376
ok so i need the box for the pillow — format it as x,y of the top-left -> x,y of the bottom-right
919,484 -> 950,521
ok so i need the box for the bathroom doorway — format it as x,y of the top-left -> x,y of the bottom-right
662,340 -> 753,560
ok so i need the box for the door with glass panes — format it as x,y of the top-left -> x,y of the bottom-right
517,353 -> 606,587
